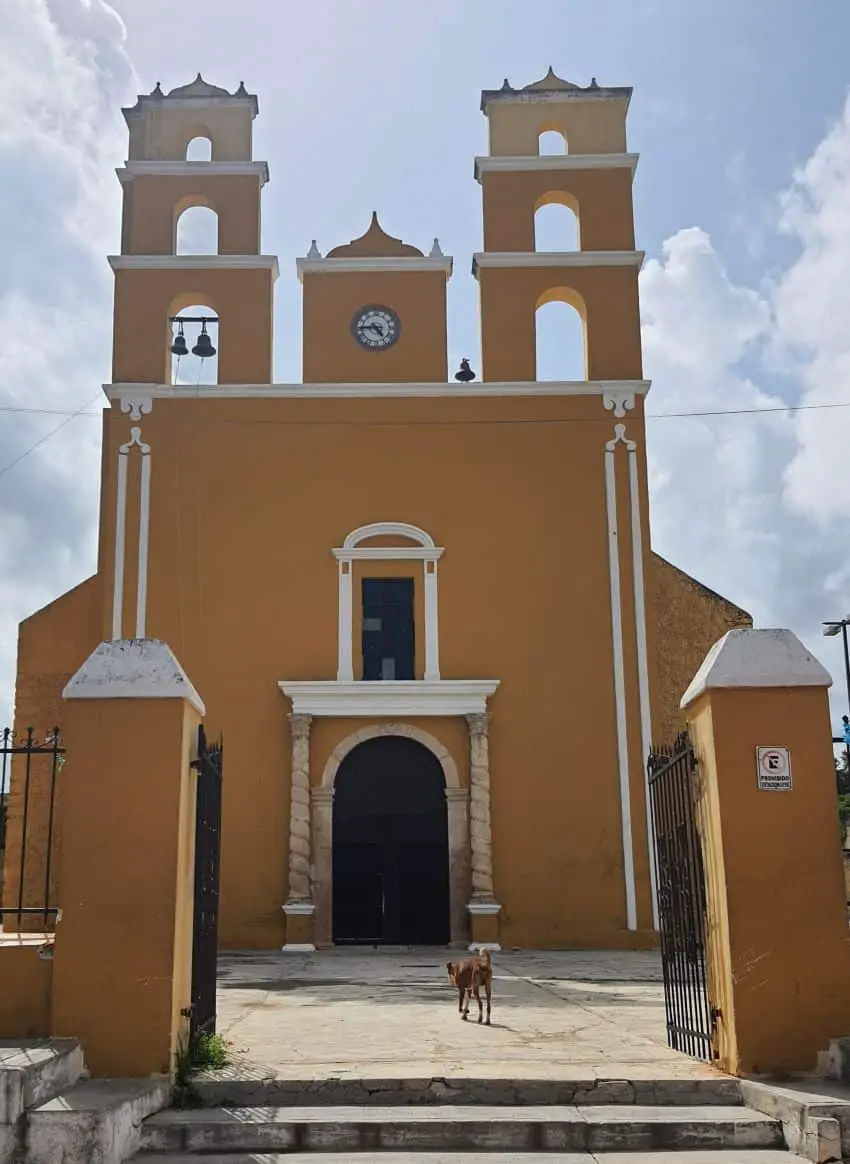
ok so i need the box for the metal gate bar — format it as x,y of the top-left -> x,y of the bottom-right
648,732 -> 715,1060
190,725 -> 223,1040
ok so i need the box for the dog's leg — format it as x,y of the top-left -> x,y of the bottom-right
462,988 -> 470,1021
484,977 -> 492,1026
474,981 -> 483,1024
457,984 -> 464,1015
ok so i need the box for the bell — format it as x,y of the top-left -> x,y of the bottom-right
170,323 -> 188,357
191,321 -> 216,359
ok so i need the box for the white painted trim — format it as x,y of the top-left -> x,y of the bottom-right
282,902 -> 315,917
681,628 -> 833,709
279,680 -> 500,717
605,423 -> 637,932
627,443 -> 657,930
344,521 -> 435,549
337,560 -> 353,682
473,250 -> 644,273
63,639 -> 205,714
281,943 -> 316,953
135,445 -> 152,638
466,901 -> 502,916
474,152 -> 639,180
120,395 -> 152,422
333,546 -> 443,562
108,254 -> 280,277
481,87 -> 631,111
117,160 -> 269,184
424,562 -> 440,682
105,379 -> 651,402
112,450 -> 129,640
296,255 -> 453,281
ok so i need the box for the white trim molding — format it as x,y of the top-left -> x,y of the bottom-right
473,250 -> 644,276
105,379 -> 651,403
333,522 -> 445,681
279,680 -> 500,718
474,153 -> 639,181
117,160 -> 269,185
108,254 -> 280,278
296,254 -> 453,281
112,425 -> 152,641
120,395 -> 152,422
603,390 -> 636,419
604,423 -> 638,932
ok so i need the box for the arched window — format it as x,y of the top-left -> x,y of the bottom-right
174,205 -> 218,255
535,298 -> 586,381
170,304 -> 219,386
538,129 -> 567,155
534,202 -> 579,252
185,135 -> 212,161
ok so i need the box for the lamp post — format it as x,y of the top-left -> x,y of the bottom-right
822,616 -> 850,773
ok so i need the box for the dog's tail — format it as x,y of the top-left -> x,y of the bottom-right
478,946 -> 492,967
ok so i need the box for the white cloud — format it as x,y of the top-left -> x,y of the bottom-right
0,0 -> 136,725
643,96 -> 850,715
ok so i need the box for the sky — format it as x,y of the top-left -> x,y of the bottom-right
2,0 -> 850,729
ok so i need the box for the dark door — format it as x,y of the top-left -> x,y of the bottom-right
332,735 -> 450,945
362,578 -> 414,680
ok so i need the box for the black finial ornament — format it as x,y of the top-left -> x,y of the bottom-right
152,81 -> 163,97
454,358 -> 476,383
589,76 -> 599,88
235,80 -> 248,95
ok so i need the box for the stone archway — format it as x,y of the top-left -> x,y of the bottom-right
312,724 -> 469,947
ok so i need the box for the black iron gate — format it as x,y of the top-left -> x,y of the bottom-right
190,725 -> 223,1040
647,731 -> 716,1060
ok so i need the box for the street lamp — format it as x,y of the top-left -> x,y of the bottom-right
823,616 -> 850,772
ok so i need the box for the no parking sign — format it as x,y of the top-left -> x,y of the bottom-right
756,746 -> 793,791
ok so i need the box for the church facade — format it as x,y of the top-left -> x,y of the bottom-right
11,70 -> 749,951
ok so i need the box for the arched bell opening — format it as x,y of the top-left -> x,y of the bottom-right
535,290 -> 587,381
169,302 -> 219,385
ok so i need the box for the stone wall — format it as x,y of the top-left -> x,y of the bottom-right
650,553 -> 752,745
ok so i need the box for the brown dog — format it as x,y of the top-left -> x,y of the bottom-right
446,947 -> 492,1024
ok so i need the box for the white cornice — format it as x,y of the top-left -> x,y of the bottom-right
108,254 -> 279,278
104,379 -> 650,402
474,153 -> 638,181
473,250 -> 644,275
332,546 -> 444,562
116,160 -> 269,185
279,680 -> 500,717
481,87 -> 632,113
296,255 -> 453,281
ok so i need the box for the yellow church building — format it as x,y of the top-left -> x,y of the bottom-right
10,70 -> 749,953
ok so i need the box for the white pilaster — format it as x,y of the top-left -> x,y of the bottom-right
337,558 -> 353,681
423,560 -> 440,680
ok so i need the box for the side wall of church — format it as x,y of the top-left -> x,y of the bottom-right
648,553 -> 752,745
4,575 -> 102,920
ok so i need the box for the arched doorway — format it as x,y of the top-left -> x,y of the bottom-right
332,735 -> 450,945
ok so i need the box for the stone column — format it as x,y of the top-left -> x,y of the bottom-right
466,711 -> 501,949
446,787 -> 470,947
311,787 -> 334,948
282,712 -> 315,951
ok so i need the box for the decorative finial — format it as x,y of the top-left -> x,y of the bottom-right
501,77 -> 512,91
429,238 -> 444,257
235,80 -> 247,95
454,358 -> 476,383
151,81 -> 163,97
369,210 -> 380,228
544,65 -> 557,80
195,72 -> 203,82
589,76 -> 599,88
306,240 -> 321,259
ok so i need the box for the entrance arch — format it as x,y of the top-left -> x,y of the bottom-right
312,726 -> 465,945
332,735 -> 449,945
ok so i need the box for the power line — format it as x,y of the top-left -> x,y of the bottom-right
0,395 -> 102,483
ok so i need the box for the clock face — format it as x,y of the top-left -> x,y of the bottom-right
351,305 -> 400,351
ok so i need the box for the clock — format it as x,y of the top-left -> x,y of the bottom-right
351,305 -> 400,351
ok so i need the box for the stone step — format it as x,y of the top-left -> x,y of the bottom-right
0,1038 -> 84,1123
190,1070 -> 744,1109
132,1153 -> 809,1164
26,1077 -> 171,1164
138,1103 -> 785,1155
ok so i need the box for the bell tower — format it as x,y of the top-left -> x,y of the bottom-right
297,214 -> 452,383
474,68 -> 642,383
112,75 -> 277,385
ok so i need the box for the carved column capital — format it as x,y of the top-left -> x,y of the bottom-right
288,712 -> 312,740
465,711 -> 490,739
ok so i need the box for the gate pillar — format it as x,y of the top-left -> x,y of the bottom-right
51,639 -> 203,1077
682,627 -> 850,1075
